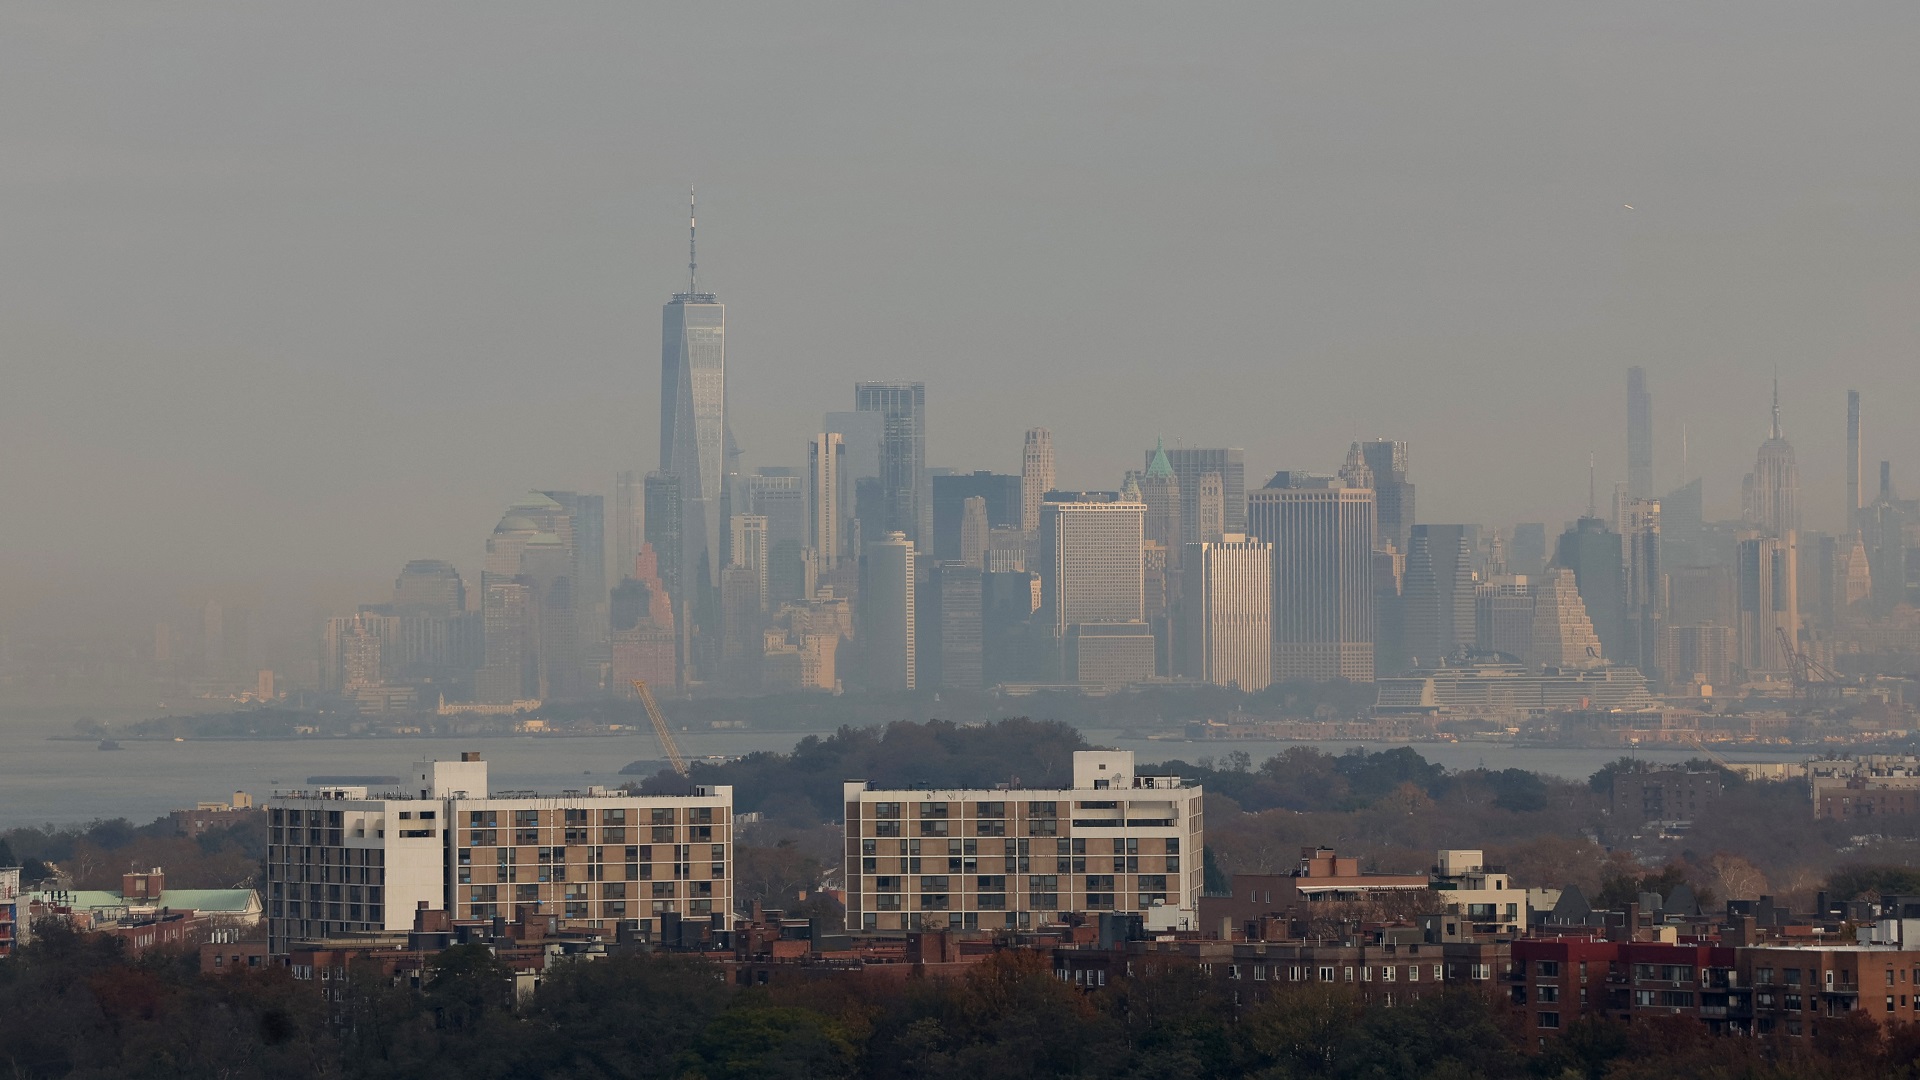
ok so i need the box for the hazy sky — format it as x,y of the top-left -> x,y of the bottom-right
5,2 -> 1920,640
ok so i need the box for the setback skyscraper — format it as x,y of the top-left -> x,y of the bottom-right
1555,515 -> 1628,666
1021,428 -> 1055,536
855,381 -> 930,548
1745,377 -> 1800,539
1141,439 -> 1184,562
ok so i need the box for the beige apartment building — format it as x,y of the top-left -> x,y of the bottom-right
266,753 -> 732,953
842,750 -> 1203,933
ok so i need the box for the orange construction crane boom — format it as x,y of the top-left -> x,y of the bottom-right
631,679 -> 688,776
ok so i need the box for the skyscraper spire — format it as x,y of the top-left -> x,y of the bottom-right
1770,371 -> 1782,440
1587,453 -> 1597,518
688,186 -> 697,294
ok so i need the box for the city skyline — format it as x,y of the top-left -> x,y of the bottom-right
7,3 -> 1920,680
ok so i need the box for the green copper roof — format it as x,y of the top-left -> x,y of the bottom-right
1145,437 -> 1175,480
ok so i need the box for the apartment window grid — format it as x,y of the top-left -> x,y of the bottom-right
844,794 -> 1199,932
267,793 -> 731,954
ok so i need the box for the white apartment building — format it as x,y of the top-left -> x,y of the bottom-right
842,750 -> 1203,933
1430,848 -> 1529,941
266,753 -> 732,953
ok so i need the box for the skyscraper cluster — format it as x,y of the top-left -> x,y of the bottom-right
309,206 -> 1920,709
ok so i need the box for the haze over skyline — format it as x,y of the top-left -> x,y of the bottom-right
6,2 -> 1920,646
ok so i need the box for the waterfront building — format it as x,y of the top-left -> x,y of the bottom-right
1555,516 -> 1628,665
1525,568 -> 1605,671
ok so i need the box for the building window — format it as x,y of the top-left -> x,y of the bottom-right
1537,1012 -> 1560,1029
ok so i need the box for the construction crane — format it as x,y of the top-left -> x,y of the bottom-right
631,679 -> 688,776
1776,628 -> 1846,699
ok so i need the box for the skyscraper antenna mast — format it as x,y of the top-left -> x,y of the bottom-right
688,186 -> 697,294
1587,453 -> 1597,518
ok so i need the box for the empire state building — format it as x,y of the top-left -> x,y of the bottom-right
1746,378 -> 1800,538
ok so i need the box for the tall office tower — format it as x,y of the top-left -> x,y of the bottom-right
1141,439 -> 1184,562
861,532 -> 916,690
1194,473 -> 1226,545
1525,569 -> 1605,670
932,471 -> 1022,562
1555,516 -> 1628,666
1038,493 -> 1152,684
1360,440 -> 1416,555
728,514 -> 768,611
613,471 -> 646,591
1021,428 -> 1055,535
1668,564 -> 1736,629
477,500 -> 580,700
1165,448 -> 1246,536
1839,532 -> 1873,611
807,433 -> 849,579
932,563 -> 984,689
1657,623 -> 1735,690
1747,377 -> 1800,538
476,582 -> 532,703
986,525 -> 1027,573
609,543 -> 676,690
659,195 -> 729,598
1510,523 -> 1547,577
1403,524 -> 1476,666
854,381 -> 930,547
1801,531 -> 1837,629
1475,576 -> 1534,659
1181,533 -> 1273,691
742,471 -> 806,603
1143,541 -> 1172,675
1246,476 -> 1375,682
1627,367 -> 1654,501
1846,390 -> 1863,530
393,559 -> 465,616
1372,542 -> 1408,676
718,565 -> 763,687
1736,531 -> 1798,674
1337,442 -> 1373,491
641,473 -> 684,602
959,497 -> 989,569
541,489 -> 607,687
1622,499 -> 1663,675
823,410 -> 884,484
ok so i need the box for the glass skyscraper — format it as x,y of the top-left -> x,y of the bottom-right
660,276 -> 728,595
855,381 -> 929,547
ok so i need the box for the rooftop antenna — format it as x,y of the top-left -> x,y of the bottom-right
688,186 -> 698,294
1681,423 -> 1689,484
1770,369 -> 1782,440
1587,452 -> 1597,518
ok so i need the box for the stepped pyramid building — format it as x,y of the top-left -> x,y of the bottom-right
1526,568 -> 1605,670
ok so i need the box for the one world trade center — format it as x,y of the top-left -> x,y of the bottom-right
658,191 -> 731,643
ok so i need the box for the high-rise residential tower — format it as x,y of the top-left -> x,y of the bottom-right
1737,531 -> 1798,674
1525,569 -> 1605,670
855,381 -> 929,548
808,433 -> 849,578
1021,428 -> 1054,536
1360,440 -> 1415,556
659,193 -> 729,597
1246,476 -> 1375,682
1181,533 -> 1273,691
1847,389 -> 1863,530
1627,367 -> 1653,501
